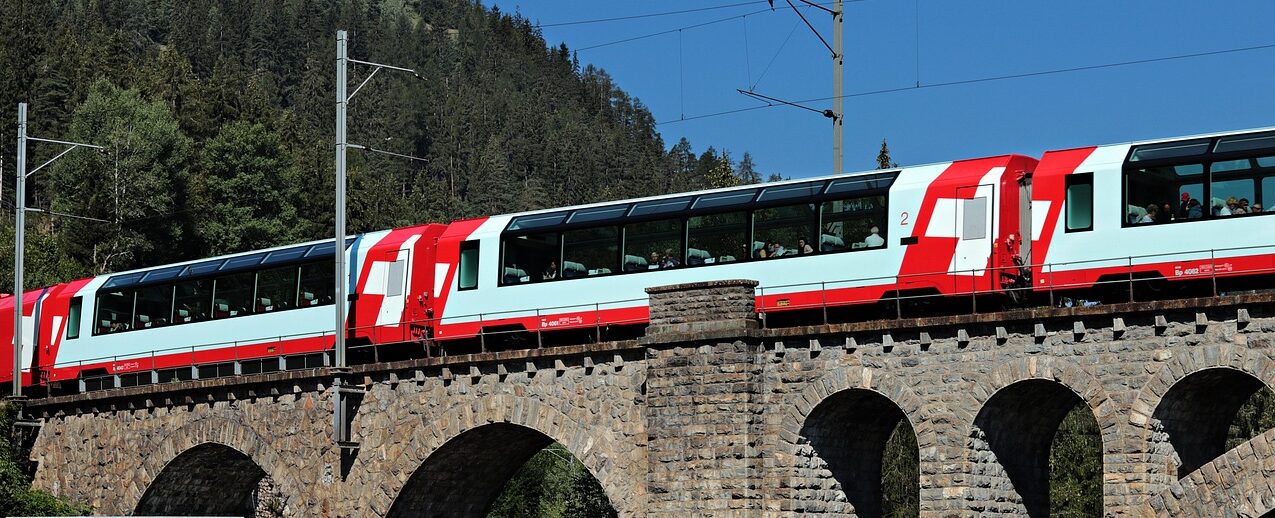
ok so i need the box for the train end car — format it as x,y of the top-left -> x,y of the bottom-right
1031,128 -> 1275,295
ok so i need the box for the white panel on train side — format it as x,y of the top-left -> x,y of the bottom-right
438,164 -> 953,325
1043,144 -> 1275,274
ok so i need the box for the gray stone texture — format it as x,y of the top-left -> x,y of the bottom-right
18,283 -> 1275,517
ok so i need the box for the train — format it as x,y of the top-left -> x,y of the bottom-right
3,126 -> 1274,393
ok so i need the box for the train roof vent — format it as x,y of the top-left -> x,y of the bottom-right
1215,132 -> 1275,154
508,212 -> 568,231
1129,139 -> 1210,162
691,189 -> 757,210
757,181 -> 825,203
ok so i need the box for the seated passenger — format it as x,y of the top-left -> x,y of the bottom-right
756,244 -> 769,259
649,252 -> 662,269
1186,199 -> 1203,219
542,260 -> 559,281
767,242 -> 786,258
1161,203 -> 1174,223
1137,204 -> 1157,224
797,238 -> 814,255
660,249 -> 681,268
864,226 -> 885,247
1218,197 -> 1236,216
1253,203 -> 1263,213
1236,198 -> 1251,215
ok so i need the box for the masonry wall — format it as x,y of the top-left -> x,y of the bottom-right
20,284 -> 1275,517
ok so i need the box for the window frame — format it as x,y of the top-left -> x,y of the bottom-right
1064,172 -> 1094,233
1121,132 -> 1275,228
458,240 -> 480,291
66,297 -> 82,340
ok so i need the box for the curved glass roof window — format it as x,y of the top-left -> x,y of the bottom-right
102,272 -> 145,290
1215,132 -> 1275,154
263,245 -> 309,266
629,197 -> 692,217
140,265 -> 185,284
756,181 -> 825,203
567,205 -> 629,225
221,252 -> 267,271
826,172 -> 898,196
1129,139 -> 1210,162
508,212 -> 568,232
691,189 -> 757,210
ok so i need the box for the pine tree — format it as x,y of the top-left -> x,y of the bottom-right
737,152 -> 762,185
877,138 -> 900,169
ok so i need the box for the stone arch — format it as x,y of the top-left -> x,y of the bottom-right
125,414 -> 293,516
1143,426 -> 1275,516
1130,346 -> 1275,483
964,356 -> 1115,517
779,365 -> 930,516
368,394 -> 643,518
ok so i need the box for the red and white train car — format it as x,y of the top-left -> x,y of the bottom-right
1032,128 -> 1275,293
4,126 -> 1274,392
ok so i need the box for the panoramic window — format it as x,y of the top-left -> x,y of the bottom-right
502,232 -> 561,284
753,203 -> 817,258
66,297 -> 82,339
134,284 -> 174,329
819,195 -> 887,251
256,266 -> 299,312
458,241 -> 479,290
1263,177 -> 1275,212
212,272 -> 254,318
1065,173 -> 1093,231
95,290 -> 134,334
563,226 -> 619,277
174,279 -> 212,322
298,261 -> 334,306
687,211 -> 746,265
624,218 -> 682,271
1124,164 -> 1203,224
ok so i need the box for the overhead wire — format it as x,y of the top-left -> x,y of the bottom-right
573,1 -> 843,52
658,41 -> 1275,125
534,1 -> 769,28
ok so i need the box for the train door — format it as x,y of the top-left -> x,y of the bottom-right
954,184 -> 996,291
376,247 -> 411,328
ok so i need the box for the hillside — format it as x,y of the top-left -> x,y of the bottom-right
0,0 -> 753,290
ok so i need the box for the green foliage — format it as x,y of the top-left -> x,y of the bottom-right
1227,387 -> 1275,451
0,0 -> 755,294
880,420 -> 919,517
877,139 -> 899,170
1048,403 -> 1103,517
0,403 -> 90,516
487,444 -> 616,518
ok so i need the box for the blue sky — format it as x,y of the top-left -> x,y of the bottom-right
484,1 -> 1275,179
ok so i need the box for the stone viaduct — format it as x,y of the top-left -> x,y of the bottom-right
13,280 -> 1275,517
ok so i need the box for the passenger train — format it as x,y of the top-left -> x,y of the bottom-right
3,127 -> 1274,393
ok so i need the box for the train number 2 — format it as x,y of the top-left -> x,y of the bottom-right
900,211 -> 910,226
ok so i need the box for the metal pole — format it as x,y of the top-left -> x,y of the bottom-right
12,103 -> 26,398
831,0 -> 843,174
334,30 -> 348,370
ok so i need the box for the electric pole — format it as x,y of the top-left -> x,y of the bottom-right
832,0 -> 844,175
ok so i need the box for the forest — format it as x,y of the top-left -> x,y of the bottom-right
0,1 -> 1270,517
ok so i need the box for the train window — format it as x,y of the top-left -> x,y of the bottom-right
1215,132 -> 1275,154
256,266 -> 299,312
629,197 -> 691,217
567,206 -> 628,225
222,253 -> 267,272
623,218 -> 682,271
753,203 -> 817,257
66,297 -> 82,340
142,265 -> 184,284
1210,178 -> 1255,216
174,279 -> 212,323
1259,157 -> 1275,168
692,190 -> 756,210
963,197 -> 988,240
502,233 -> 560,284
507,212 -> 567,231
458,241 -> 480,290
1263,178 -> 1275,211
212,272 -> 254,318
687,212 -> 746,265
756,182 -> 824,203
819,195 -> 887,251
298,261 -> 334,307
263,246 -> 309,265
95,290 -> 134,334
182,259 -> 223,278
1065,173 -> 1093,232
562,226 -> 619,278
825,172 -> 896,196
1129,139 -> 1210,162
135,285 -> 174,329
1124,164 -> 1203,224
1211,159 -> 1252,174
